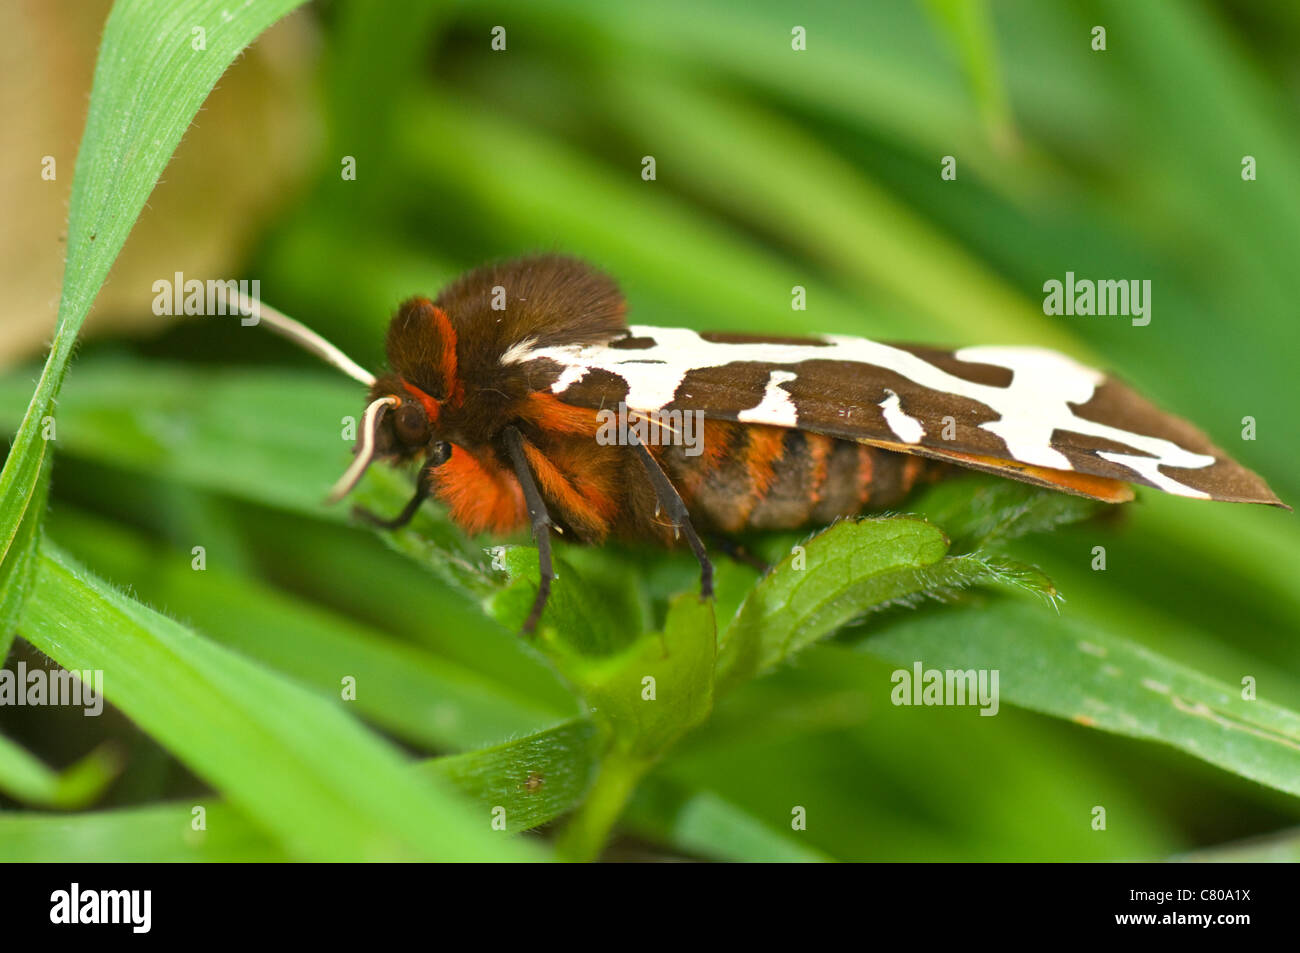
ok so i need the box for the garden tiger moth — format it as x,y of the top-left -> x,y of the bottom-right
243,254 -> 1286,633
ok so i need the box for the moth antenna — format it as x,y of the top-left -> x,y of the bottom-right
326,396 -> 397,503
233,291 -> 376,387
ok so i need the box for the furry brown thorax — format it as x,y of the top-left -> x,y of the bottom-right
364,254 -> 628,465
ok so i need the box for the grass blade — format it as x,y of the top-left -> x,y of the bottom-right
864,599 -> 1300,799
0,720 -> 595,861
0,734 -> 119,810
0,0 -> 308,656
49,508 -> 562,752
18,541 -> 539,861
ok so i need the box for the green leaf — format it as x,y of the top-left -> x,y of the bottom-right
717,517 -> 1056,693
863,599 -> 1300,799
18,541 -> 538,861
49,507 -> 562,752
486,545 -> 643,655
0,734 -> 120,810
626,784 -> 832,862
0,0 -> 308,657
350,464 -> 498,597
657,644 -> 1183,861
602,66 -> 1068,352
555,593 -> 716,759
0,720 -> 596,861
417,718 -> 599,833
921,0 -> 1016,147
0,472 -> 47,662
717,519 -> 942,691
553,593 -> 717,860
0,803 -> 293,863
906,474 -> 1104,553
1172,827 -> 1300,863
0,362 -> 360,521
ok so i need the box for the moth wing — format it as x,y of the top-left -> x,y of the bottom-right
521,328 -> 1285,508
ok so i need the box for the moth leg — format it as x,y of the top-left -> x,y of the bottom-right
629,435 -> 714,599
352,468 -> 431,530
503,425 -> 555,636
709,535 -> 770,575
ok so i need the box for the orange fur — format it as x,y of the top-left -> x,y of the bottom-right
725,426 -> 784,524
523,393 -> 602,435
401,380 -> 440,423
429,305 -> 465,407
522,442 -> 617,539
433,445 -> 526,535
700,419 -> 731,469
854,443 -> 876,505
744,427 -> 786,498
900,454 -> 926,496
806,433 -> 833,506
666,419 -> 732,506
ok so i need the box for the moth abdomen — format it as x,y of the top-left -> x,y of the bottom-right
655,422 -> 944,535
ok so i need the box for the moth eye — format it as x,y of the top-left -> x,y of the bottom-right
394,401 -> 429,446
428,441 -> 452,466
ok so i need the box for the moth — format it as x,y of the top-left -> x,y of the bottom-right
250,254 -> 1285,633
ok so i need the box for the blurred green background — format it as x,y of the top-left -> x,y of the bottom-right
2,0 -> 1299,861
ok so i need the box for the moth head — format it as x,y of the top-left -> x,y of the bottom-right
324,374 -> 453,504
